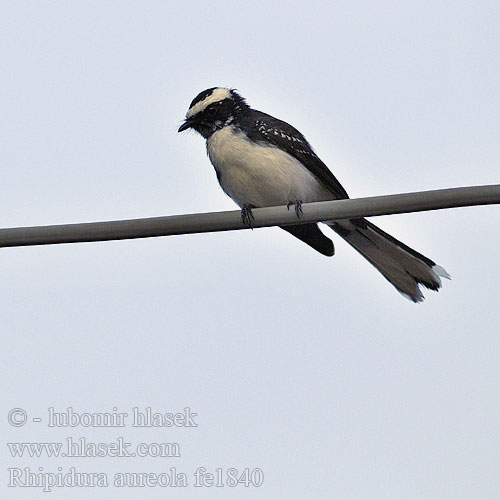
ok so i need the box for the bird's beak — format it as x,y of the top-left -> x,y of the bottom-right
178,118 -> 194,133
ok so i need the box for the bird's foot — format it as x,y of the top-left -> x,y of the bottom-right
287,199 -> 303,218
241,204 -> 255,228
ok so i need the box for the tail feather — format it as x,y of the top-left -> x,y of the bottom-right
328,219 -> 450,302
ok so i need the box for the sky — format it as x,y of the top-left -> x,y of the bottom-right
1,1 -> 499,499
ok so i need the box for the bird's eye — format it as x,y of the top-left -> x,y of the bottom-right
207,106 -> 217,115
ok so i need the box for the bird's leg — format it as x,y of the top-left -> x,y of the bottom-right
241,203 -> 255,228
287,199 -> 303,219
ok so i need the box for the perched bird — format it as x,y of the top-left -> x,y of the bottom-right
178,87 -> 449,302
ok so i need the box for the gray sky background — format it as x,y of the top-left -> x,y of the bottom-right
1,1 -> 499,499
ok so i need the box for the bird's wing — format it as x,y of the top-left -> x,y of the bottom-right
245,110 -> 349,200
280,223 -> 334,256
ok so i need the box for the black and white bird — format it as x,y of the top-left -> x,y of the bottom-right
178,87 -> 450,302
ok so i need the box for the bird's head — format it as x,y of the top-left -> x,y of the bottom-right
178,87 -> 249,138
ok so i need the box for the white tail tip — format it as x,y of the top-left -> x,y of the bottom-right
433,264 -> 451,280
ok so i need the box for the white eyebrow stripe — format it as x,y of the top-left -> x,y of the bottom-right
186,88 -> 232,118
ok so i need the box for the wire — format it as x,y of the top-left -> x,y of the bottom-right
0,185 -> 499,248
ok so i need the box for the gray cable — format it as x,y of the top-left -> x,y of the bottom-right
0,185 -> 499,248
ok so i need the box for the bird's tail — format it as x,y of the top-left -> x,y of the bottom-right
328,218 -> 450,302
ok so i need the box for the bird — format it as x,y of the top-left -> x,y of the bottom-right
178,87 -> 450,302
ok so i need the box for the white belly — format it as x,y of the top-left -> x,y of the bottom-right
206,126 -> 331,207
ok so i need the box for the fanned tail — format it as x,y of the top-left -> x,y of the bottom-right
328,219 -> 450,302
